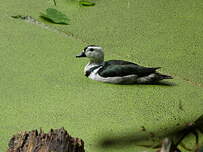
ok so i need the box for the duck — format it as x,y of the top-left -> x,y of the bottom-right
76,45 -> 173,84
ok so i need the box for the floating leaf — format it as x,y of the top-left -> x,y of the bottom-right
79,0 -> 95,6
40,8 -> 70,25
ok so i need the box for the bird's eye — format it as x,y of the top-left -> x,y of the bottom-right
89,48 -> 94,52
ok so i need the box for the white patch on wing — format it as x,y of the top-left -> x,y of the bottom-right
88,68 -> 160,84
136,73 -> 157,83
88,68 -> 139,84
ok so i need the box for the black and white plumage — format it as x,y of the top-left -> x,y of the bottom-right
76,45 -> 172,84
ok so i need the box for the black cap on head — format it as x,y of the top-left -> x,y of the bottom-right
84,45 -> 97,51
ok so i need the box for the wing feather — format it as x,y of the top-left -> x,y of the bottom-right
98,60 -> 160,77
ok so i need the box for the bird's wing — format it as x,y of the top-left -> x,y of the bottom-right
104,60 -> 139,65
98,60 -> 160,78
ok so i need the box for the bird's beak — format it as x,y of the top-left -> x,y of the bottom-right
76,51 -> 86,58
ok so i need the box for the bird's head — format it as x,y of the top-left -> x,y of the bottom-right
76,45 -> 104,63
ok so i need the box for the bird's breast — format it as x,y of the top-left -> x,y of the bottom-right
84,63 -> 102,77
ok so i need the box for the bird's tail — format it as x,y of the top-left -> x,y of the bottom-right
158,74 -> 173,80
153,68 -> 173,80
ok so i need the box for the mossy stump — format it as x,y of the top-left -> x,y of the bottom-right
7,128 -> 85,152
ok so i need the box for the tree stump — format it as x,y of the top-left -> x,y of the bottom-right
7,128 -> 85,152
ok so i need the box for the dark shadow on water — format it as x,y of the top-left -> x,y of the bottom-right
118,81 -> 176,86
98,115 -> 203,149
136,81 -> 176,86
98,132 -> 158,149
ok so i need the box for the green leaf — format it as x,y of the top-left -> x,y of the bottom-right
79,0 -> 95,6
40,8 -> 70,25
